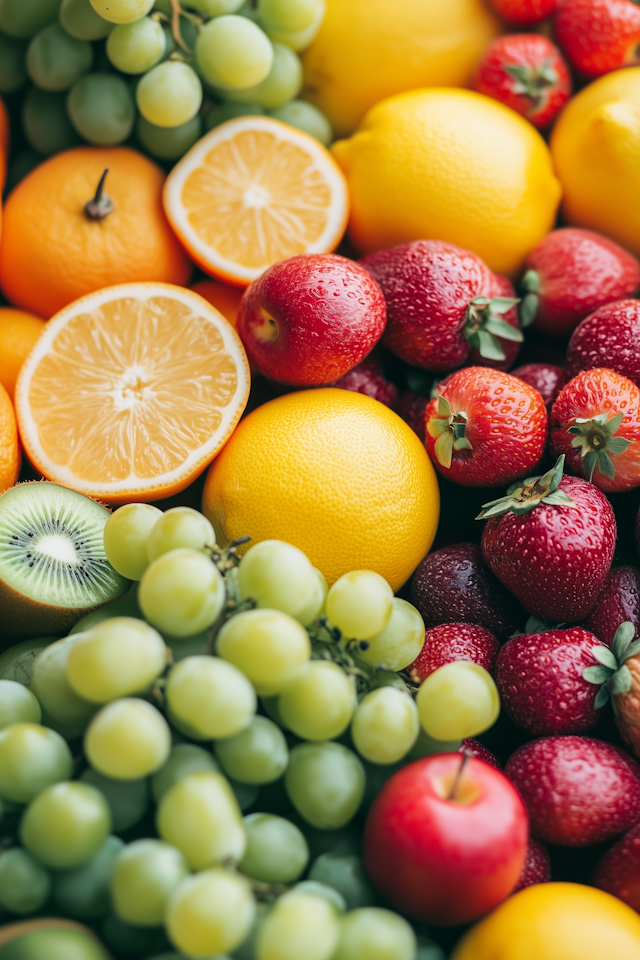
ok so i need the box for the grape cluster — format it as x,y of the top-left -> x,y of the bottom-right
0,0 -> 332,171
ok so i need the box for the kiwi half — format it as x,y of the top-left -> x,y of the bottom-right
0,482 -> 129,642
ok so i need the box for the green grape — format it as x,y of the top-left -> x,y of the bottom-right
333,907 -> 416,960
256,891 -> 340,960
164,626 -> 210,662
89,0 -> 154,24
326,571 -> 393,641
296,568 -> 327,627
189,0 -> 244,14
21,781 -> 111,869
308,853 -> 375,911
70,586 -> 142,635
278,661 -> 355,741
60,0 -> 111,38
31,638 -> 97,736
0,33 -> 28,92
416,661 -> 500,741
258,0 -> 317,32
166,655 -> 256,741
85,698 -> 171,780
110,839 -> 189,926
26,23 -> 92,90
205,101 -> 265,131
139,548 -> 225,637
52,835 -> 124,919
22,86 -> 81,155
296,821 -> 361,862
0,848 -> 51,915
103,503 -> 163,581
137,114 -> 202,160
351,687 -> 419,765
217,609 -> 311,696
0,637 -> 57,685
67,72 -> 135,145
416,938 -> 447,960
408,728 -> 461,762
166,869 -> 255,958
269,99 -> 332,145
156,771 -> 246,869
147,507 -> 216,562
231,778 -> 259,811
237,540 -> 317,622
136,60 -> 202,128
286,880 -> 346,912
285,742 -> 364,830
263,0 -> 324,51
80,767 -> 150,832
358,598 -> 425,673
0,0 -> 62,39
106,15 -> 164,73
240,813 -> 308,883
67,617 -> 167,704
215,715 -> 288,785
101,914 -> 173,956
0,722 -> 72,803
196,15 -> 273,90
151,743 -> 221,803
0,679 -> 41,728
232,902 -> 270,960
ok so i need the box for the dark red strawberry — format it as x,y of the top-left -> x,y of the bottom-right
479,456 -> 616,622
408,623 -> 500,683
520,229 -> 640,338
331,351 -> 398,408
496,627 -> 608,736
505,736 -> 640,845
460,738 -> 501,770
512,837 -> 551,893
580,620 -> 640,760
550,369 -> 640,494
360,241 -> 522,372
567,300 -> 640,387
511,363 -> 569,410
424,367 -> 547,487
466,274 -> 522,372
487,0 -> 557,23
584,567 -> 640,646
410,542 -> 523,640
398,391 -> 429,443
474,34 -> 571,129
554,0 -> 640,77
593,821 -> 640,910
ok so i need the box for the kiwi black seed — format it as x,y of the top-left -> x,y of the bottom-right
0,481 -> 130,643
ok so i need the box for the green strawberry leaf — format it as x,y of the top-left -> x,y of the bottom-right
594,685 -> 611,709
612,621 -> 636,661
607,436 -> 633,455
542,490 -> 575,507
583,665 -> 614,684
475,330 -> 506,361
519,292 -> 539,328
623,639 -> 640,662
521,269 -> 540,294
434,431 -> 454,469
597,450 -> 616,480
484,316 -> 524,342
610,664 -> 633,695
592,646 -> 618,670
489,297 -> 520,315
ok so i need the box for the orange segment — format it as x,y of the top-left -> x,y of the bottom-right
15,283 -> 250,504
164,117 -> 349,287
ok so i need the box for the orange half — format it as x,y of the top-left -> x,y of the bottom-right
15,283 -> 251,504
163,116 -> 349,287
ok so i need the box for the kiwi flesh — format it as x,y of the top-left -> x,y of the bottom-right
0,482 -> 129,642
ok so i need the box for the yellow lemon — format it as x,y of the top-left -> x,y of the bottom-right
452,882 -> 640,960
201,388 -> 439,591
301,0 -> 502,137
551,67 -> 640,258
331,89 -> 562,277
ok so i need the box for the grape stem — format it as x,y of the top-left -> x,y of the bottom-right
169,0 -> 195,55
84,169 -> 115,221
448,749 -> 471,802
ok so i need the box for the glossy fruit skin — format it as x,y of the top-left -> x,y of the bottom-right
0,382 -> 20,495
511,363 -> 569,410
550,368 -> 640,493
460,738 -> 501,769
583,566 -> 640,645
496,628 -> 606,736
594,821 -> 640,910
0,308 -> 45,400
466,273 -> 521,372
330,351 -> 398,409
567,300 -> 640,388
505,736 -> 640,846
487,0 -> 557,23
236,254 -> 387,386
398,391 -> 428,444
408,623 -> 500,682
481,474 -> 616,622
410,542 -> 523,640
555,0 -> 640,78
425,367 -> 547,487
512,837 -> 551,893
363,754 -> 528,925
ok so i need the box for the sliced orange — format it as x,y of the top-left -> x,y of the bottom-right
15,283 -> 250,504
163,116 -> 349,287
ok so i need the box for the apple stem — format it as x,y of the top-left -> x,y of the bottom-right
448,750 -> 471,801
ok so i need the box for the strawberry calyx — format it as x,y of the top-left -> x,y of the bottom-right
464,295 -> 523,362
583,621 -> 639,708
475,454 -> 576,520
504,58 -> 559,112
568,412 -> 633,481
426,395 -> 472,468
519,269 -> 540,328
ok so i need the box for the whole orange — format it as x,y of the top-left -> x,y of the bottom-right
191,279 -> 244,330
0,381 -> 20,494
0,308 -> 46,400
0,95 -> 8,190
0,147 -> 192,319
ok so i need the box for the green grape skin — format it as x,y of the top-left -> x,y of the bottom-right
22,86 -> 81,155
0,637 -> 56,685
196,15 -> 273,91
59,0 -> 111,38
166,655 -> 256,740
100,914 -> 172,957
278,661 -> 355,741
163,626 -> 210,663
416,661 -> 500,741
214,715 -> 288,785
0,722 -> 72,803
156,771 -> 246,869
0,0 -> 62,39
139,548 -> 225,637
151,743 -> 221,803
258,0 -> 317,33
110,839 -> 189,927
333,907 -> 417,960
257,891 -> 340,960
287,879 -> 346,912
308,853 -> 375,911
230,778 -> 259,812
237,539 -> 317,621
67,72 -> 135,145
0,848 -> 51,915
216,608 -> 311,697
358,598 -> 425,673
351,687 -> 419,765
30,638 -> 97,736
136,61 -> 202,128
80,767 -> 150,832
52,834 -> 124,919
240,813 -> 308,884
189,0 -> 244,14
408,727 -> 461,762
136,114 -> 202,160
232,901 -> 271,960
85,698 -> 171,780
0,34 -> 28,92
263,0 -> 324,51
166,869 -> 255,958
106,15 -> 164,73
69,586 -> 142,635
26,23 -> 93,91
205,101 -> 265,131
147,507 -> 216,562
295,567 -> 327,627
20,781 -> 111,869
269,100 -> 332,145
285,742 -> 365,830
0,679 -> 41,729
89,0 -> 154,24
103,503 -> 163,581
326,571 -> 394,641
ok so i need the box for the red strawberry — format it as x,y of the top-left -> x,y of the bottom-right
410,542 -> 523,640
496,627 -> 608,736
520,228 -> 640,338
424,367 -> 547,487
360,241 -> 522,373
474,34 -> 571,129
554,0 -> 640,77
460,738 -> 502,770
398,391 -> 429,443
331,351 -> 398,409
593,821 -> 640,910
479,457 -> 616,622
511,363 -> 569,410
487,0 -> 557,24
512,837 -> 551,893
550,369 -> 640,494
505,735 -> 640,845
407,623 -> 500,683
567,300 -> 640,388
584,567 -> 640,646
580,620 -> 640,760
466,274 -> 522,372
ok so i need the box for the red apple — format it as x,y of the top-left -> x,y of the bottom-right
236,253 -> 387,385
363,753 -> 528,926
